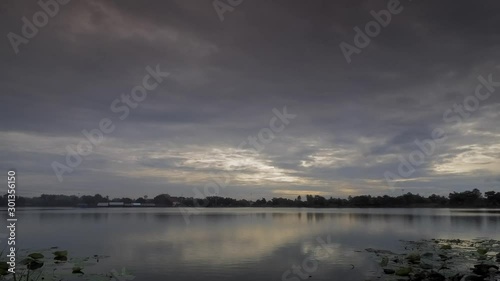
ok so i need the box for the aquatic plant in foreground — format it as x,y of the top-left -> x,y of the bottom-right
0,247 -> 117,281
366,238 -> 500,281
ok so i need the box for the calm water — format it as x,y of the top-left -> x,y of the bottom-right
11,208 -> 500,280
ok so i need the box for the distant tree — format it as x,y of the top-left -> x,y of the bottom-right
2,189 -> 497,208
306,195 -> 314,206
94,194 -> 106,203
429,194 -> 448,206
80,195 -> 96,206
153,194 -> 172,206
485,191 -> 500,206
350,195 -> 372,207
449,189 -> 484,207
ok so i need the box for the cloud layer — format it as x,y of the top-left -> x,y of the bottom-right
1,0 -> 499,198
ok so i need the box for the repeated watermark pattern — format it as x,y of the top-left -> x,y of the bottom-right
281,235 -> 342,281
51,65 -> 169,182
339,0 -> 410,64
7,0 -> 71,54
213,0 -> 244,22
110,267 -> 136,281
384,66 -> 500,188
179,106 -> 297,224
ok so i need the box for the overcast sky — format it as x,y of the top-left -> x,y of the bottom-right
1,0 -> 499,199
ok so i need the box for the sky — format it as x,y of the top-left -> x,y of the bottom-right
1,0 -> 499,199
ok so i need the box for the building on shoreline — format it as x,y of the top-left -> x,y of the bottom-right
95,202 -> 156,207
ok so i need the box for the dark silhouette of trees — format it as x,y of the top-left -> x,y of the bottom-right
121,198 -> 133,204
153,194 -> 172,206
1,189 -> 499,208
449,188 -> 483,207
485,191 -> 500,206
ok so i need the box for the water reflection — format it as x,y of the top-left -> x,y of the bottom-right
12,208 -> 500,281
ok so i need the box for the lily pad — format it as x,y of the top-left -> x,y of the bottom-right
395,267 -> 412,276
20,256 -> 44,270
28,252 -> 44,259
53,250 -> 68,257
406,253 -> 421,264
54,250 -> 68,261
366,238 -> 500,281
383,268 -> 395,274
0,262 -> 8,270
440,244 -> 452,250
0,262 -> 9,276
477,248 -> 488,255
27,260 -> 44,270
54,255 -> 68,261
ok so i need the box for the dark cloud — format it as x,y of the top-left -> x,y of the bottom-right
1,0 -> 499,198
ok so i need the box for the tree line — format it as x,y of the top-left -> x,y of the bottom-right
1,188 -> 499,208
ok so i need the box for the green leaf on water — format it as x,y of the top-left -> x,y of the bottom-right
395,267 -> 412,276
440,244 -> 452,250
54,256 -> 68,261
0,262 -> 8,270
477,248 -> 489,255
406,253 -> 421,264
54,250 -> 68,261
28,253 -> 44,259
53,250 -> 68,257
27,260 -> 44,270
0,262 -> 8,276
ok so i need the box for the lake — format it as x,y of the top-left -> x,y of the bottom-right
12,208 -> 500,280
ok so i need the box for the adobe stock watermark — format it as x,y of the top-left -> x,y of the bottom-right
212,0 -> 243,22
110,267 -> 135,281
179,106 -> 297,224
339,0 -> 407,64
384,66 -> 500,188
281,235 -> 337,281
7,0 -> 71,55
51,65 -> 169,182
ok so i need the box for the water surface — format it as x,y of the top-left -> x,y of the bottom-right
13,208 -> 500,280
